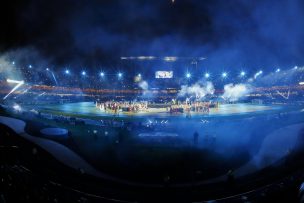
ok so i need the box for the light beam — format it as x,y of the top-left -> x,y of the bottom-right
3,79 -> 25,100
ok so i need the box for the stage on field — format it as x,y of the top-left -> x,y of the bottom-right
35,102 -> 282,118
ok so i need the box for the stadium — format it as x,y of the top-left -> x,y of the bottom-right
1,58 -> 304,202
1,1 -> 304,203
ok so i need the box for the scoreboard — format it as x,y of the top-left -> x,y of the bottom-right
155,71 -> 173,78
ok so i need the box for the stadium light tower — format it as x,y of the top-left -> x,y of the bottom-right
205,73 -> 210,79
240,71 -> 246,77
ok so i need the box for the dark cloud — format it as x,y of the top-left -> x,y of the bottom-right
0,0 -> 304,73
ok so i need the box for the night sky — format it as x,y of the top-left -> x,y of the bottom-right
1,0 -> 304,73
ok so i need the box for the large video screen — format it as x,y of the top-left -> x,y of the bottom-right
155,71 -> 173,78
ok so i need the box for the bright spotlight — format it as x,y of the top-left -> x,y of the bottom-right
7,79 -> 24,84
240,71 -> 246,77
100,72 -> 105,77
3,79 -> 25,100
13,104 -> 22,111
118,72 -> 122,78
65,69 -> 70,74
186,73 -> 191,78
276,68 -> 280,73
138,56 -> 147,60
28,65 -> 32,68
205,73 -> 210,78
81,71 -> 86,76
222,72 -> 227,78
12,61 -> 15,65
164,56 -> 177,62
138,73 -> 142,77
294,66 -> 298,70
46,68 -> 49,71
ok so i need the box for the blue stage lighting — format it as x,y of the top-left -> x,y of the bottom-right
240,71 -> 246,77
186,73 -> 191,78
65,69 -> 70,74
205,73 -> 210,78
81,71 -> 86,76
222,72 -> 227,78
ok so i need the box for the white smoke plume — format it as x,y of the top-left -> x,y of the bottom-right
139,80 -> 148,90
0,56 -> 22,80
178,81 -> 215,99
0,47 -> 50,81
222,83 -> 252,102
138,80 -> 150,96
